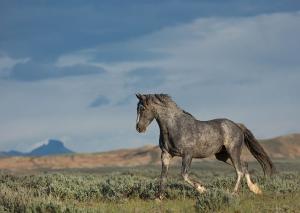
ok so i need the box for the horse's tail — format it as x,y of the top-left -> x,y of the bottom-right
239,124 -> 276,177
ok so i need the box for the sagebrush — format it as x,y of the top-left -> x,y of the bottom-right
0,167 -> 299,212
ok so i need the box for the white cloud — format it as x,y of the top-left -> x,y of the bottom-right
55,51 -> 93,67
1,11 -> 300,152
0,54 -> 30,77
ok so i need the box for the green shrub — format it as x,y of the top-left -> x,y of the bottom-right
0,170 -> 299,212
195,189 -> 238,212
256,172 -> 300,194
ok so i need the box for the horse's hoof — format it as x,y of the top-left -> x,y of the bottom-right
231,191 -> 239,196
196,185 -> 207,194
250,184 -> 263,195
155,198 -> 162,202
155,197 -> 163,202
155,194 -> 164,202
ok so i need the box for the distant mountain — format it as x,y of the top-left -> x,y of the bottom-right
0,150 -> 25,157
0,139 -> 74,157
29,139 -> 74,156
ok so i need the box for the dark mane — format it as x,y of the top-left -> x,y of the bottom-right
143,94 -> 173,106
143,94 -> 195,118
182,110 -> 195,118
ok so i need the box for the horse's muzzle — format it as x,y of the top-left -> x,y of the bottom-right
136,124 -> 146,133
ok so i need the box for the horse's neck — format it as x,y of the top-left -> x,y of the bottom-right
155,109 -> 194,152
155,108 -> 186,130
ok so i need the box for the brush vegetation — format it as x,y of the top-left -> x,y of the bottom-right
0,161 -> 299,212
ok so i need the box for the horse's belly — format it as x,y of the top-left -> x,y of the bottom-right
189,137 -> 223,158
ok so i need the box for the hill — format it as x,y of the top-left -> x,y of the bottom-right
0,133 -> 299,172
0,139 -> 74,157
28,139 -> 74,156
259,134 -> 300,159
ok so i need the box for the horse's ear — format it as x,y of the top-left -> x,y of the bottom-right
136,93 -> 143,100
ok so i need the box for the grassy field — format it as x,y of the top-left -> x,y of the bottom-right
0,160 -> 300,212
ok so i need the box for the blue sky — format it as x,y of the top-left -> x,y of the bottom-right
0,1 -> 300,152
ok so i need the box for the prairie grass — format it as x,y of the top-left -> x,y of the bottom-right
0,160 -> 299,212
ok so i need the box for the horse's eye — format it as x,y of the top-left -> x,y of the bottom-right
137,103 -> 145,112
140,105 -> 145,111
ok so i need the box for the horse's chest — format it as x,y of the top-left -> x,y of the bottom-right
159,131 -> 191,156
159,132 -> 184,156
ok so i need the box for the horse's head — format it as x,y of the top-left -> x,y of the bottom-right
135,93 -> 155,133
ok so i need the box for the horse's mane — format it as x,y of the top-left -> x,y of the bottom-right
182,110 -> 194,118
142,94 -> 174,106
143,94 -> 195,118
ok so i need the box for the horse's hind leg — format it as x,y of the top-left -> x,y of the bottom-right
217,145 -> 262,194
226,145 -> 245,193
243,162 -> 262,194
181,155 -> 206,193
216,146 -> 243,193
217,146 -> 262,194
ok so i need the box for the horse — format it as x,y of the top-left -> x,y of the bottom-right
135,93 -> 275,199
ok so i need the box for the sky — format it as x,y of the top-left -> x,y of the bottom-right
0,0 -> 300,152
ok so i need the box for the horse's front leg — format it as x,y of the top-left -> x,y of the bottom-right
158,151 -> 172,200
181,155 -> 206,193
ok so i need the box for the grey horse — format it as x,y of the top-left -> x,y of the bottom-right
135,94 -> 275,199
